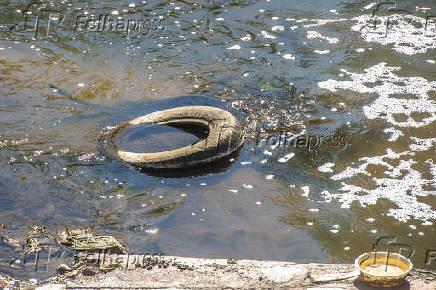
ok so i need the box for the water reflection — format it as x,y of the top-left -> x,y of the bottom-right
0,0 -> 435,281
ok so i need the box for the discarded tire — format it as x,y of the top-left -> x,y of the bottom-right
108,106 -> 244,170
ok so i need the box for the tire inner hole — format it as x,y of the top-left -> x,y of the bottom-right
114,123 -> 209,153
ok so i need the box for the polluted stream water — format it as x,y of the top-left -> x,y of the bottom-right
0,0 -> 435,284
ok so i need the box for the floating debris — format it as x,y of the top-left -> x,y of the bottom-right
26,225 -> 50,254
55,226 -> 127,254
1,235 -> 23,248
56,264 -> 71,273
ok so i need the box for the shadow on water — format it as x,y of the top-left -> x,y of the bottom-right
134,149 -> 243,178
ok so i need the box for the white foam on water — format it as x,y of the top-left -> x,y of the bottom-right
301,18 -> 348,28
318,62 -> 436,222
323,147 -> 436,222
271,26 -> 284,32
319,63 -> 436,128
320,190 -> 332,203
364,3 -> 377,10
306,31 -> 339,43
351,14 -> 436,55
278,152 -> 295,162
77,153 -> 95,161
331,149 -> 412,181
301,186 -> 310,197
384,127 -> 404,142
409,137 -> 436,151
261,31 -> 276,39
282,54 -> 295,60
227,44 -> 241,50
146,228 -> 158,234
314,49 -> 330,54
416,6 -> 431,12
240,34 -> 252,41
318,162 -> 335,173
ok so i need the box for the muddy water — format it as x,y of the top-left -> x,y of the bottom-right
0,0 -> 435,280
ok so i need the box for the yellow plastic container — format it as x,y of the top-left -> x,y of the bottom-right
355,252 -> 413,287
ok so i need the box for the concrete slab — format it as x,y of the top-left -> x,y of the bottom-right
0,255 -> 426,289
52,256 -> 435,289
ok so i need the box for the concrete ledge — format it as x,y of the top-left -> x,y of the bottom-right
46,256 -> 436,289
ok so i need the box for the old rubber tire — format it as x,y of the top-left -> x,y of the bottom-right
109,106 -> 244,170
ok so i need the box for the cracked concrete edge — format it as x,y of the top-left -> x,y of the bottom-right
30,256 -> 436,289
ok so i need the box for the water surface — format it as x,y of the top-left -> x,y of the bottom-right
0,0 -> 435,280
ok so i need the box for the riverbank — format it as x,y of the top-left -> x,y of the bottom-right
3,256 -> 435,289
